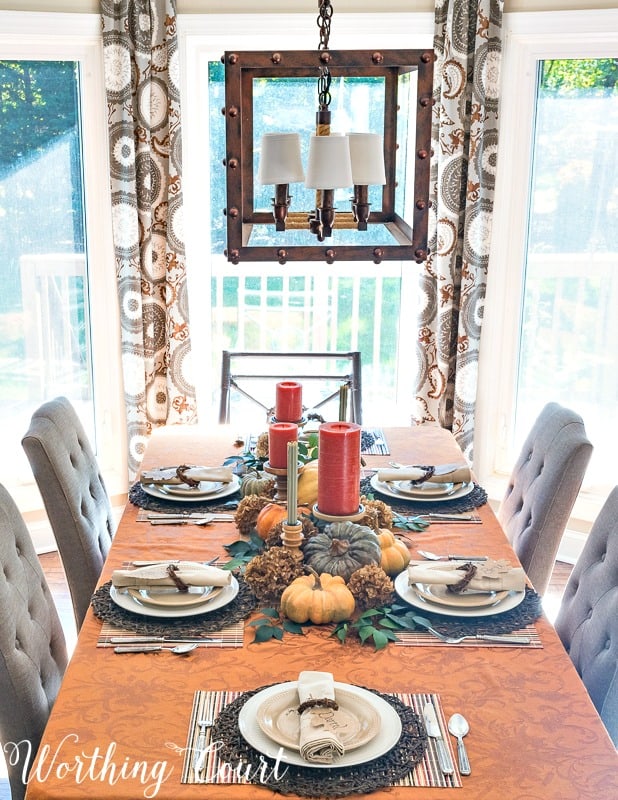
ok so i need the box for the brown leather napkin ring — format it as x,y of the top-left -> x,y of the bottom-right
409,465 -> 435,485
448,563 -> 477,594
166,564 -> 190,592
176,464 -> 201,487
297,698 -> 339,715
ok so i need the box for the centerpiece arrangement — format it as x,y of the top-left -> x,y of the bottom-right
226,381 -> 412,644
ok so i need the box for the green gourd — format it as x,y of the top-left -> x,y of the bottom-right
303,521 -> 382,582
240,471 -> 274,498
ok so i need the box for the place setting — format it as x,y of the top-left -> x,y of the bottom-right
90,559 -> 258,644
128,463 -> 242,513
183,670 -> 463,793
392,559 -> 543,647
364,461 -> 488,515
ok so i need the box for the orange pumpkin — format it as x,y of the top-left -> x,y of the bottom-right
255,503 -> 288,538
378,529 -> 411,576
280,570 -> 355,624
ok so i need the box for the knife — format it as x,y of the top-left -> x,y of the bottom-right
423,702 -> 454,775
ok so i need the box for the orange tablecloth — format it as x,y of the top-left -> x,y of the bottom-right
25,425 -> 618,800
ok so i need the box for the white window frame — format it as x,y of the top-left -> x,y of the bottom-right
475,9 -> 618,558
0,11 -> 127,542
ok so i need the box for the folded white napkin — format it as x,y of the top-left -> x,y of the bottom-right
111,561 -> 232,589
377,463 -> 472,485
407,559 -> 526,593
140,465 -> 234,486
297,671 -> 345,764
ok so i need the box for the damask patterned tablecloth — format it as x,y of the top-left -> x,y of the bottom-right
24,425 -> 618,800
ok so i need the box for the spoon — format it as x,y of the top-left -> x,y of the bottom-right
448,713 -> 471,775
114,643 -> 199,654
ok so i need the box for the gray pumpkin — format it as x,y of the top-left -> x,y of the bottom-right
303,521 -> 382,581
240,471 -> 275,497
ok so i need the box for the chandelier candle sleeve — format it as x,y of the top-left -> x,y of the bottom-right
287,440 -> 299,525
275,381 -> 303,422
317,422 -> 361,516
268,422 -> 298,469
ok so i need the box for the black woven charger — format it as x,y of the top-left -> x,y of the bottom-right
397,586 -> 543,637
211,685 -> 427,798
128,482 -> 240,513
360,476 -> 487,515
90,577 -> 257,637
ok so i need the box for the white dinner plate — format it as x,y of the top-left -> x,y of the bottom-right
256,685 -> 380,752
159,481 -> 223,497
238,681 -> 402,768
110,575 -> 238,618
393,571 -> 525,618
141,474 -> 240,503
370,474 -> 474,503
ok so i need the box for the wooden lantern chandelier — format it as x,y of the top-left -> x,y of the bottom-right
222,1 -> 434,264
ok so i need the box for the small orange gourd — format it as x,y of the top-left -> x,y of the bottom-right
255,503 -> 288,539
279,570 -> 356,624
378,529 -> 411,576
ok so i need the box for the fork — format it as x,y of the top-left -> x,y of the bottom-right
424,625 -> 531,645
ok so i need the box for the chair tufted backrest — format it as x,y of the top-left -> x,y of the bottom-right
555,487 -> 618,747
0,482 -> 68,800
21,396 -> 116,630
497,402 -> 593,595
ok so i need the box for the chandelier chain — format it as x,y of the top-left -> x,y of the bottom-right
317,1 -> 333,110
317,0 -> 333,50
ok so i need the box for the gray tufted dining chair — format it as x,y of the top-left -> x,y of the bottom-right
21,396 -> 116,630
497,402 -> 593,595
0,482 -> 68,800
554,486 -> 618,747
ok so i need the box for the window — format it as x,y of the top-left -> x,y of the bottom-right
0,13 -> 126,546
180,11 -> 433,428
476,10 -> 618,559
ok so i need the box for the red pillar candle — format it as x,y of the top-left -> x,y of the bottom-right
317,422 -> 361,516
275,381 -> 303,422
268,422 -> 298,469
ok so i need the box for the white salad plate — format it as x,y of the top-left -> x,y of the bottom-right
370,474 -> 474,503
141,474 -> 240,503
126,584 -> 224,609
110,575 -> 238,618
256,685 -> 380,753
160,481 -> 224,497
238,681 -> 402,768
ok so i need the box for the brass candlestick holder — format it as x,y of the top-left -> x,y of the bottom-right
312,503 -> 366,523
280,521 -> 304,560
263,461 -> 304,502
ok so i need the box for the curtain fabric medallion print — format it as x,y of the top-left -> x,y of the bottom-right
101,0 -> 197,476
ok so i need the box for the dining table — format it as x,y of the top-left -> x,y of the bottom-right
24,424 -> 618,800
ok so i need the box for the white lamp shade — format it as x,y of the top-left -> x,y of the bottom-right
305,134 -> 353,189
258,133 -> 305,185
348,132 -> 386,185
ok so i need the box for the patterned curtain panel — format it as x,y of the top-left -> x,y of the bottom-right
101,0 -> 197,476
414,0 -> 504,461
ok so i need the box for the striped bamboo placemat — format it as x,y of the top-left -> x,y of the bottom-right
97,619 -> 243,648
182,688 -> 461,789
394,623 -> 542,648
